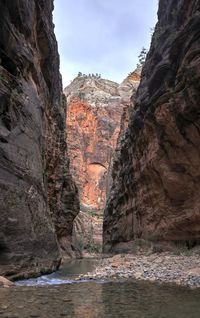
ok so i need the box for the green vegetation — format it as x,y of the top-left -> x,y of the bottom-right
171,8 -> 177,17
136,47 -> 147,71
79,232 -> 85,253
131,236 -> 200,256
90,211 -> 97,217
86,221 -> 102,254
152,26 -> 165,44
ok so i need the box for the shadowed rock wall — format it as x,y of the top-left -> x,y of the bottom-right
104,0 -> 200,252
0,0 -> 79,278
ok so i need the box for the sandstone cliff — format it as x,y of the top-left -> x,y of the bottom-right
104,0 -> 200,252
0,0 -> 79,278
65,74 -> 139,253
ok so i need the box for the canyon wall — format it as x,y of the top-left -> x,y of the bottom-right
65,73 -> 139,253
104,0 -> 200,252
0,0 -> 79,278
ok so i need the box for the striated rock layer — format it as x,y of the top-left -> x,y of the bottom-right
0,0 -> 79,278
104,0 -> 200,253
65,74 -> 139,253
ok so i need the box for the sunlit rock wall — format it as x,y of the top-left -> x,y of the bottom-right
65,73 -> 139,253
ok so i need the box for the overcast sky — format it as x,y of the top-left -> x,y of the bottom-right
53,0 -> 158,87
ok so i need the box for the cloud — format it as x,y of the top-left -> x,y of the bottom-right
53,0 -> 158,87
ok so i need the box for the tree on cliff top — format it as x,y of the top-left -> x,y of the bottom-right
136,47 -> 147,72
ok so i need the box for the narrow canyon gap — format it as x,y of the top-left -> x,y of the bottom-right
64,72 -> 140,253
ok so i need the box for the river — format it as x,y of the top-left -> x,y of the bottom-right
0,259 -> 200,318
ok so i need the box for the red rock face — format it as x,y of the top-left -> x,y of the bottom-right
104,0 -> 200,252
67,98 -> 104,211
65,75 -> 139,213
65,75 -> 139,253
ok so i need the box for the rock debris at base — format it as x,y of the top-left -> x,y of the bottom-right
76,254 -> 200,288
0,276 -> 14,288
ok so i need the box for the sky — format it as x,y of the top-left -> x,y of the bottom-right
53,0 -> 159,87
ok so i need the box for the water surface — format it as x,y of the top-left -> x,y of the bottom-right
16,258 -> 98,286
1,259 -> 200,318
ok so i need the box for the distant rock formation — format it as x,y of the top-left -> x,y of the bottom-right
0,0 -> 79,279
65,73 -> 139,253
104,0 -> 200,253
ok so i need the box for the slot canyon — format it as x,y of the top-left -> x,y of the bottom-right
0,0 -> 200,317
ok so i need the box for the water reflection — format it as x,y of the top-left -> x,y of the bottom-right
101,280 -> 200,318
0,280 -> 200,317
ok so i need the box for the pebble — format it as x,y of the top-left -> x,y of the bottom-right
76,253 -> 200,289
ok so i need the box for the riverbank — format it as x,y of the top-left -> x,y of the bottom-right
76,253 -> 200,288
